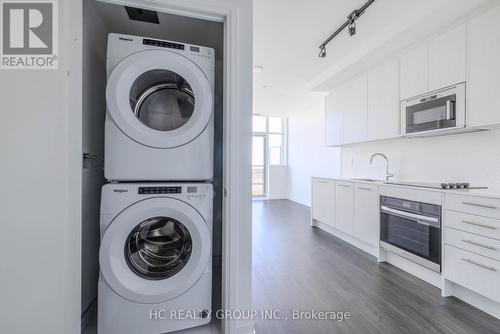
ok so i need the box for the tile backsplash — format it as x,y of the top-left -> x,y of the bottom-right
341,128 -> 500,188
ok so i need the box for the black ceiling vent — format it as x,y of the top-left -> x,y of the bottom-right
125,6 -> 159,24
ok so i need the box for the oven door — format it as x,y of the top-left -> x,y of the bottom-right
380,206 -> 441,272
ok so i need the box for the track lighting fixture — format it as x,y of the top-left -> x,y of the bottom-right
319,46 -> 327,58
318,0 -> 375,58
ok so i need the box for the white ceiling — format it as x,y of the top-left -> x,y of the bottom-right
253,0 -> 493,117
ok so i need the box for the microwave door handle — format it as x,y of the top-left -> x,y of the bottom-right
446,100 -> 456,120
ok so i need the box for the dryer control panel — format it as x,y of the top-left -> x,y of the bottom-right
143,38 -> 185,50
138,186 -> 181,195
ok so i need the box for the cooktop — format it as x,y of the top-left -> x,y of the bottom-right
385,181 -> 488,190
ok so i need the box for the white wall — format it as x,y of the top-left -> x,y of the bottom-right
287,103 -> 341,206
0,1 -> 82,334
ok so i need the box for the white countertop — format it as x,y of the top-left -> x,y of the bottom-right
312,176 -> 500,200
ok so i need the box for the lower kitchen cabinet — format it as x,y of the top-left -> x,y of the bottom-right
444,244 -> 500,303
311,178 -> 335,227
353,183 -> 380,247
335,181 -> 354,235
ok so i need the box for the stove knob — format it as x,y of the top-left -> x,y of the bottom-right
441,183 -> 450,189
449,183 -> 457,189
463,183 -> 470,189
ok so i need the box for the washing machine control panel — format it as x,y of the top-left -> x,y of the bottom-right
138,186 -> 182,195
143,38 -> 185,50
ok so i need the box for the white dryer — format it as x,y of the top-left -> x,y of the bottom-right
105,33 -> 214,181
98,183 -> 213,334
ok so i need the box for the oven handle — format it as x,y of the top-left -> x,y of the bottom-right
381,206 -> 440,227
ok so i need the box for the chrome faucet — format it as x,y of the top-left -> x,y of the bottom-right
369,153 -> 394,181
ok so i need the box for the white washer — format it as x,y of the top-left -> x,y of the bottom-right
105,33 -> 214,181
98,183 -> 212,334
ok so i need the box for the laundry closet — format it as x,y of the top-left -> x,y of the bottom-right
81,1 -> 224,333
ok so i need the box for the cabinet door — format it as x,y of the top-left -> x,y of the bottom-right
367,59 -> 399,141
335,182 -> 354,235
468,6 -> 500,127
325,89 -> 343,146
400,44 -> 428,100
311,179 -> 335,226
342,75 -> 367,144
428,24 -> 466,91
353,184 -> 379,247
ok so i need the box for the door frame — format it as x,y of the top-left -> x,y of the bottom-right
68,1 -> 253,333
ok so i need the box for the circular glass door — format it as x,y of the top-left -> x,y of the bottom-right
129,70 -> 195,132
126,216 -> 192,280
99,197 -> 211,304
106,49 -> 213,149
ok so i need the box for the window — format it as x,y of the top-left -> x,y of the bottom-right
252,115 -> 267,132
251,115 -> 287,197
252,115 -> 287,166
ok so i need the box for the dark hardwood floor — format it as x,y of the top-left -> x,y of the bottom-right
252,199 -> 500,334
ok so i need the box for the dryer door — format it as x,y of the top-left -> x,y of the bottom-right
99,197 -> 211,304
106,49 -> 213,149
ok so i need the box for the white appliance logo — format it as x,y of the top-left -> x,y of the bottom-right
1,0 -> 58,69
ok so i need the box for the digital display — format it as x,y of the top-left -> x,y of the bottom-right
143,38 -> 185,50
138,187 -> 182,194
187,187 -> 198,193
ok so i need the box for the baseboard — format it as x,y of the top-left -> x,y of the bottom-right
267,194 -> 288,200
380,249 -> 442,288
450,282 -> 500,319
286,197 -> 310,207
315,221 -> 378,257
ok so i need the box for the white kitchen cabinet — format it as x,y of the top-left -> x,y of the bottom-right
325,89 -> 343,146
367,59 -> 399,140
444,245 -> 500,303
468,5 -> 500,127
342,75 -> 368,144
400,43 -> 428,100
311,178 -> 335,227
353,183 -> 379,247
335,181 -> 354,235
428,24 -> 466,91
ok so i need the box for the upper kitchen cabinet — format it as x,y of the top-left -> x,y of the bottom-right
468,6 -> 500,127
400,44 -> 428,100
367,59 -> 399,141
342,74 -> 368,144
325,89 -> 343,146
400,25 -> 466,101
428,25 -> 466,91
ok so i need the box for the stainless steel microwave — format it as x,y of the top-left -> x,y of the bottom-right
401,83 -> 466,136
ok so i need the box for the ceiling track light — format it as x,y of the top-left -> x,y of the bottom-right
318,0 -> 376,58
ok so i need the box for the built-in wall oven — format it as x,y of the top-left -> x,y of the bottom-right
380,196 -> 442,272
401,82 -> 465,136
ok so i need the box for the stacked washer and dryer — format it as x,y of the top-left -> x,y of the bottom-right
98,33 -> 215,334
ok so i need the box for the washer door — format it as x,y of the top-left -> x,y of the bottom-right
99,198 -> 211,304
106,49 -> 213,148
